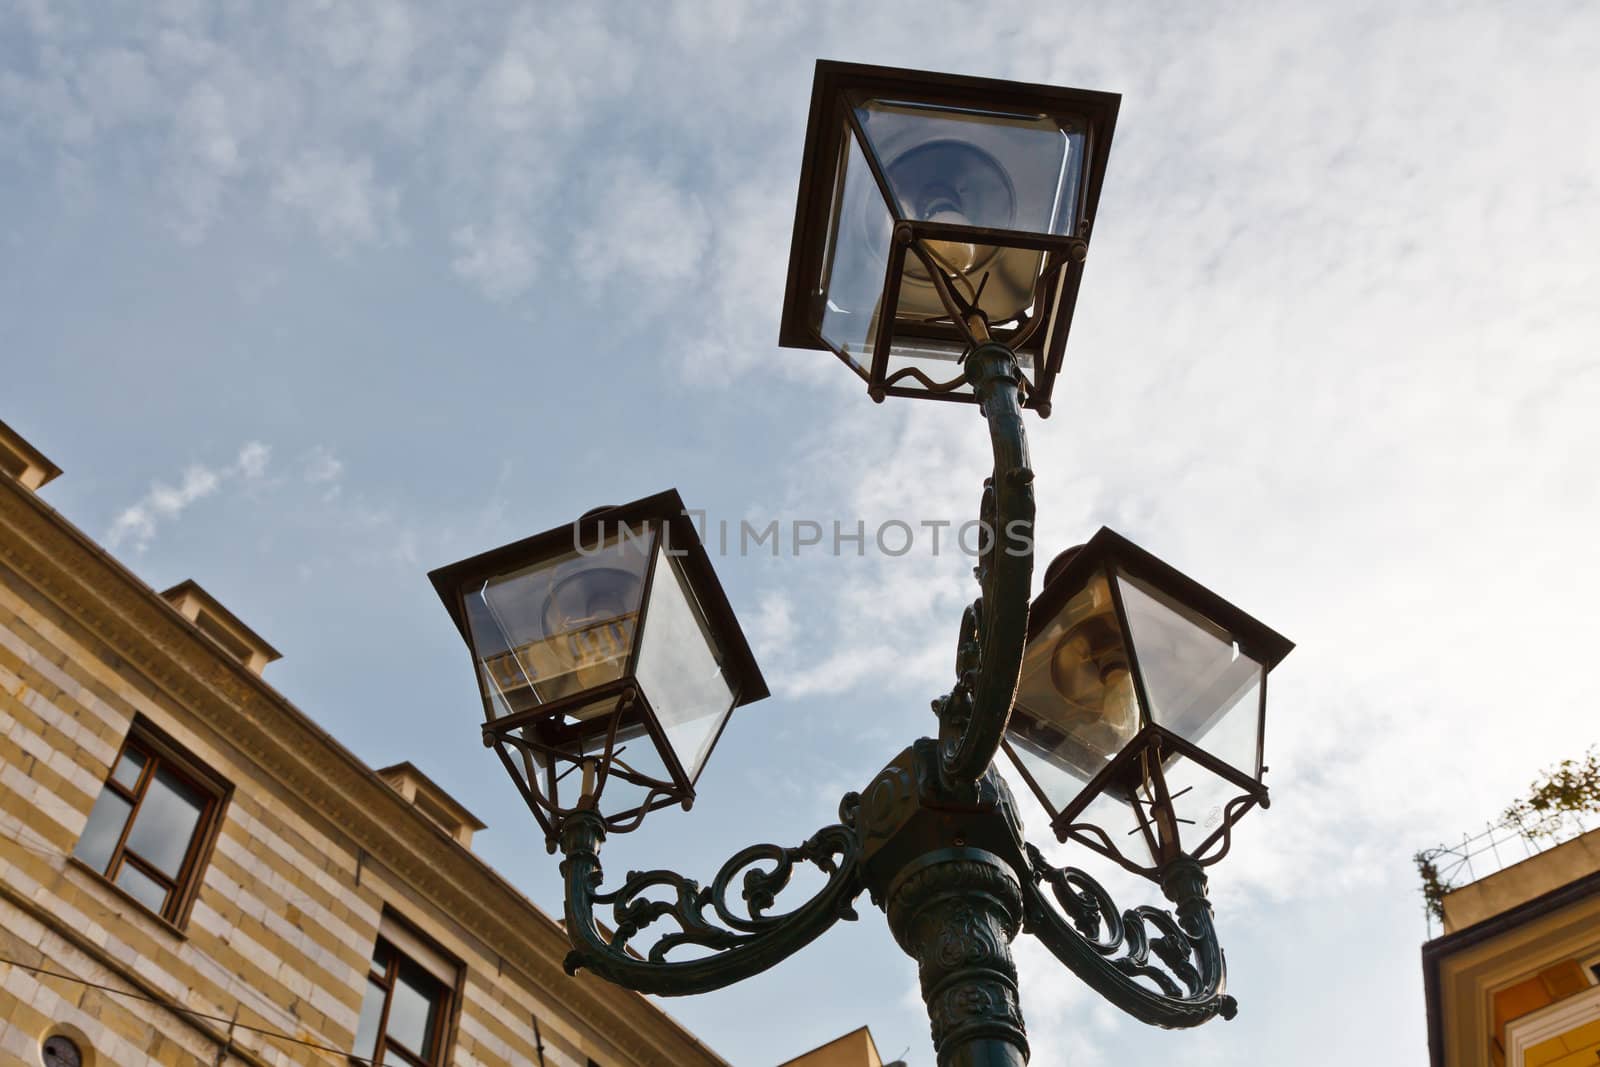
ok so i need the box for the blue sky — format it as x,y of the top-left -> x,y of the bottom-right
5,1 -> 1599,1063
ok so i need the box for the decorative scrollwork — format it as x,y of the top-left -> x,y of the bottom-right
1020,843 -> 1237,1029
934,342 -> 1036,788
558,812 -> 864,996
886,853 -> 1028,1062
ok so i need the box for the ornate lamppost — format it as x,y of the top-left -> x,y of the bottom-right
429,60 -> 1293,1067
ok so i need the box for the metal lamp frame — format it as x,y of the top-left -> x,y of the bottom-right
1006,527 -> 1294,877
429,490 -> 768,851
778,59 -> 1121,415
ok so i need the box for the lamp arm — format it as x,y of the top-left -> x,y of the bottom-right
937,340 -> 1036,786
557,810 -> 865,996
1019,844 -> 1238,1029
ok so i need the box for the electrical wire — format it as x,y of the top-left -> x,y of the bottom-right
1,823 -> 367,1060
3,826 -> 558,1066
0,954 -> 372,1064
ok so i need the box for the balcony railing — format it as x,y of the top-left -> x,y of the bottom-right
1415,809 -> 1595,935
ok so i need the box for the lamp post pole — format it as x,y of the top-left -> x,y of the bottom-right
858,744 -> 1033,1067
883,340 -> 1036,1066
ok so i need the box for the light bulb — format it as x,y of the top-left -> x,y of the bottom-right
1044,582 -> 1140,762
1101,668 -> 1136,732
888,140 -> 1009,288
544,567 -> 639,633
533,564 -> 643,696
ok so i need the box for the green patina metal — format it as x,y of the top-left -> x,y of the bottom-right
532,63 -> 1249,1057
555,337 -> 1240,1064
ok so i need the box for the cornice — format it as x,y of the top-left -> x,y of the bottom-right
0,478 -> 727,1067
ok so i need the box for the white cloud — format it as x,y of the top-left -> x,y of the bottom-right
169,81 -> 243,237
468,7 -> 634,135
235,441 -> 270,480
747,591 -> 795,661
303,445 -> 343,485
450,222 -> 538,301
75,47 -> 161,127
272,149 -> 401,249
573,159 -> 710,289
107,441 -> 270,552
303,445 -> 344,501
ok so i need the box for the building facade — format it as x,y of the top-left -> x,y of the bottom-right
0,417 -> 728,1066
1422,823 -> 1600,1067
776,1026 -> 900,1067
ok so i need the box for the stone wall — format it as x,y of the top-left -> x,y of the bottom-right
0,473 -> 724,1067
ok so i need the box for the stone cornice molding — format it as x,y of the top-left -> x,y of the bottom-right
0,478 -> 727,1067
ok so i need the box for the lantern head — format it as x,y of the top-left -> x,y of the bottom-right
430,491 -> 767,849
1003,528 -> 1293,877
779,60 -> 1120,415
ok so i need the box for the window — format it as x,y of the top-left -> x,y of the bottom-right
41,1033 -> 85,1067
353,916 -> 457,1066
72,725 -> 227,925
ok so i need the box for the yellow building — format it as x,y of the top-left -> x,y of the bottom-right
776,1026 -> 901,1067
0,417 -> 729,1065
1422,821 -> 1600,1067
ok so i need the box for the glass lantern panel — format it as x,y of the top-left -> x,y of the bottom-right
463,524 -> 654,720
634,548 -> 737,783
1075,788 -> 1161,869
817,129 -> 894,363
854,100 -> 1087,237
502,730 -> 552,799
1115,571 -> 1265,778
1006,740 -> 1083,820
857,99 -> 1081,366
880,342 -> 971,395
595,716 -> 678,815
513,693 -> 655,809
892,239 -> 1051,336
1157,746 -> 1255,856
1009,568 -> 1142,798
882,249 -> 1043,390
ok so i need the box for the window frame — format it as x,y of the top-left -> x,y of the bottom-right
73,720 -> 230,928
352,917 -> 459,1067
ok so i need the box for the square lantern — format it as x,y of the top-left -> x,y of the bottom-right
429,490 -> 767,850
1002,528 -> 1293,879
779,60 -> 1120,415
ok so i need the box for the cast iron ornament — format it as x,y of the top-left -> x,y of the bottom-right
555,335 -> 1239,1062
559,810 -> 864,996
544,80 -> 1254,1056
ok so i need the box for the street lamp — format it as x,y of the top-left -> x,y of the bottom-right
778,60 -> 1119,414
1004,528 -> 1294,878
428,491 -> 767,852
431,60 -> 1293,1067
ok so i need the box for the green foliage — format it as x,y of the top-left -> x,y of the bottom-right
1415,746 -> 1599,924
1501,746 -> 1600,841
1413,851 -> 1447,923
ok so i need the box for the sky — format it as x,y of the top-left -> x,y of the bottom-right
4,0 -> 1599,1063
